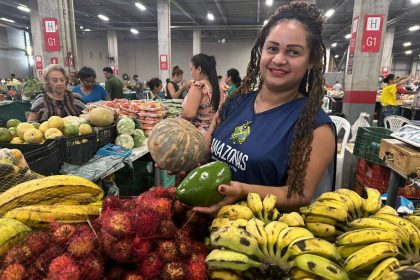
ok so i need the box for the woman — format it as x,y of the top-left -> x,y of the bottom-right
224,68 -> 241,96
166,65 -> 187,99
184,1 -> 335,214
379,74 -> 410,127
27,65 -> 85,122
146,78 -> 163,99
182,53 -> 223,136
72,66 -> 109,103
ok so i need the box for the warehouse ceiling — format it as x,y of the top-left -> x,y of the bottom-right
0,0 -> 419,61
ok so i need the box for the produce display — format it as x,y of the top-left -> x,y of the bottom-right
114,117 -> 145,150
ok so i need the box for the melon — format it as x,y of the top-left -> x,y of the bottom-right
115,134 -> 134,150
117,117 -> 135,135
147,117 -> 206,171
132,129 -> 145,147
88,107 -> 114,127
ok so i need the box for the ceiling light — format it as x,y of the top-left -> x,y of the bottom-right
409,25 -> 420,31
207,13 -> 214,21
411,0 -> 420,4
405,50 -> 412,54
263,19 -> 269,25
334,55 -> 339,58
98,14 -> 109,21
266,0 -> 273,6
331,42 -> 337,48
80,26 -> 83,29
83,28 -> 91,32
403,42 -> 412,47
17,5 -> 30,13
135,2 -> 146,11
130,28 -> 139,34
345,33 -> 351,39
325,9 -> 335,18
0,18 -> 15,23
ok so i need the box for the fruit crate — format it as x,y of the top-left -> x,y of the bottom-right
356,159 -> 391,194
399,185 -> 420,200
60,132 -> 97,165
115,156 -> 154,196
95,124 -> 117,148
0,139 -> 56,155
353,127 -> 393,165
25,140 -> 63,175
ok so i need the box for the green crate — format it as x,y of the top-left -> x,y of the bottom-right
115,159 -> 154,196
353,127 -> 393,165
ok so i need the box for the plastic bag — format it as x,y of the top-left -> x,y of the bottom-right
349,112 -> 371,142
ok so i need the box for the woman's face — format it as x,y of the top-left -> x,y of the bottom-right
173,74 -> 183,83
81,76 -> 96,90
224,75 -> 232,85
189,63 -> 201,81
153,84 -> 163,94
259,20 -> 311,93
47,70 -> 66,94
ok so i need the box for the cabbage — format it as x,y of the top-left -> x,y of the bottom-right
63,116 -> 85,126
117,117 -> 135,135
132,129 -> 145,147
115,134 -> 134,150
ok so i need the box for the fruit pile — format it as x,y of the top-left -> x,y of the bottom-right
206,187 -> 420,280
114,117 -> 145,150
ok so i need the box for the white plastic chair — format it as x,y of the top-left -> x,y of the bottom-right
322,96 -> 332,114
384,115 -> 410,132
330,116 -> 351,190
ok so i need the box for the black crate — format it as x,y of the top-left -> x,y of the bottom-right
25,140 -> 63,175
95,124 -> 117,148
115,155 -> 154,196
0,139 -> 56,155
61,132 -> 97,165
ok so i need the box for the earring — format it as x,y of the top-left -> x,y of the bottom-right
305,70 -> 311,92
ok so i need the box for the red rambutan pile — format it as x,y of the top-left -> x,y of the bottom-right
47,255 -> 80,280
68,235 -> 95,258
23,231 -> 50,256
132,237 -> 152,260
157,219 -> 177,238
136,209 -> 161,238
124,272 -> 144,280
178,241 -> 192,259
157,240 -> 179,262
2,246 -> 31,266
0,263 -> 25,280
78,255 -> 103,280
162,262 -> 186,280
102,195 -> 123,211
51,224 -> 77,244
109,238 -> 134,263
186,260 -> 207,280
100,208 -> 134,237
148,186 -> 170,198
138,252 -> 163,280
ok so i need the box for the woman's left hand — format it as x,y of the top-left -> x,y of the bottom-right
193,181 -> 244,215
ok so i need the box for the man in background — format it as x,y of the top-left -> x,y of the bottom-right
332,80 -> 342,91
103,67 -> 123,99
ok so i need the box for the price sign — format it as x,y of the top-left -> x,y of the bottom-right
35,55 -> 43,70
361,15 -> 384,53
50,57 -> 58,64
43,18 -> 60,52
160,54 -> 168,70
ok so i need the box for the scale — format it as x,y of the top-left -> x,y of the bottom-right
390,124 -> 420,148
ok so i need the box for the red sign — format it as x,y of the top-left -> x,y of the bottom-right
43,18 -> 60,52
380,67 -> 389,77
110,65 -> 119,75
160,54 -> 168,70
37,70 -> 43,79
361,15 -> 384,53
35,55 -> 43,70
50,57 -> 58,64
349,16 -> 359,55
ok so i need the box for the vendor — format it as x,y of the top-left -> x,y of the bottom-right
72,66 -> 109,103
146,78 -> 163,99
166,66 -> 188,99
224,68 -> 241,96
27,64 -> 85,122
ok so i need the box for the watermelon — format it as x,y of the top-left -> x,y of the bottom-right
115,134 -> 135,150
117,117 -> 135,135
132,129 -> 145,147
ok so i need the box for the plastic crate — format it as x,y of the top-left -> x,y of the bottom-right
95,124 -> 117,148
399,185 -> 420,200
115,158 -> 154,196
0,139 -> 56,155
357,159 -> 391,181
353,127 -> 393,165
61,132 -> 97,165
25,140 -> 63,175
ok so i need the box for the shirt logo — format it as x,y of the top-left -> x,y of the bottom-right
230,121 -> 252,144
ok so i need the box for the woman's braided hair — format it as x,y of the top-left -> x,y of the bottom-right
217,1 -> 327,198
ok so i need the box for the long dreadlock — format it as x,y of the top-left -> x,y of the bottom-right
217,1 -> 327,198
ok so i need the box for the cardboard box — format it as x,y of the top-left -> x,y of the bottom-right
379,139 -> 420,176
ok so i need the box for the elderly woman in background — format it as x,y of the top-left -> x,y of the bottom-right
27,64 -> 85,122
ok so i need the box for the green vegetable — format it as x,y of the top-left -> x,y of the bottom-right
175,161 -> 231,206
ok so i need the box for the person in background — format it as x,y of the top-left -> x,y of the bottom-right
146,78 -> 163,99
72,67 -> 109,103
166,65 -> 187,99
27,64 -> 85,122
224,68 -> 241,96
182,53 -> 224,135
132,74 -> 145,99
9,74 -> 21,84
68,71 -> 79,90
332,80 -> 342,91
217,75 -> 223,82
103,67 -> 123,100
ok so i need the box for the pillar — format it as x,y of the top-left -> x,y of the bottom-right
410,60 -> 418,78
157,0 -> 171,81
325,47 -> 331,72
343,0 -> 391,124
107,31 -> 119,74
380,24 -> 394,73
29,0 -> 78,78
193,29 -> 201,55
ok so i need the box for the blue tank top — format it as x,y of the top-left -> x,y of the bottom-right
211,92 -> 333,187
72,84 -> 108,104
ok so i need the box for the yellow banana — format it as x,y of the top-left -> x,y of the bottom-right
362,187 -> 382,214
335,188 -> 363,218
305,222 -> 336,238
216,205 -> 254,220
343,242 -> 399,274
283,237 -> 341,262
405,215 -> 420,230
210,218 -> 248,232
275,227 -> 314,259
376,205 -> 399,216
205,249 -> 265,272
378,265 -> 420,280
366,257 -> 400,280
289,267 -> 319,280
291,253 -> 349,280
53,193 -> 100,205
209,270 -> 242,280
264,221 -> 288,257
318,192 -> 355,215
279,212 -> 305,227
262,194 -> 277,212
304,214 -> 336,225
373,213 -> 420,244
312,199 -> 349,216
336,228 -> 400,246
300,203 -> 347,222
246,218 -> 270,256
337,244 -> 366,259
247,193 -> 263,219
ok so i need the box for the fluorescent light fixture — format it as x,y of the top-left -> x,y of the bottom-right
17,5 -> 30,13
83,28 -> 91,32
266,0 -> 273,6
325,9 -> 335,18
403,42 -> 412,47
409,25 -> 420,31
130,28 -> 139,34
135,2 -> 146,11
80,26 -> 84,30
28,56 -> 34,66
411,0 -> 420,4
334,55 -> 339,58
207,13 -> 214,21
263,19 -> 269,25
331,42 -> 337,48
26,46 -> 32,54
1,17 -> 15,23
405,50 -> 412,55
98,14 -> 109,21
345,33 -> 351,39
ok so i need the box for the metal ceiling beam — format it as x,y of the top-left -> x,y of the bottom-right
214,0 -> 227,23
171,0 -> 199,25
257,0 -> 260,23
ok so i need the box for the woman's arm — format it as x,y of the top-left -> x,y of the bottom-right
181,85 -> 203,120
397,76 -> 410,86
194,124 -> 336,214
27,112 -> 39,122
167,82 -> 186,99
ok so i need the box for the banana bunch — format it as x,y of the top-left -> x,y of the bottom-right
405,215 -> 420,230
378,264 -> 420,279
247,193 -> 280,224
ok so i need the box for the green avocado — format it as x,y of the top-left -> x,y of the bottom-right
175,161 -> 231,207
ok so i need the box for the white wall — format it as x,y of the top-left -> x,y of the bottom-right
76,37 -> 108,80
0,27 -> 30,79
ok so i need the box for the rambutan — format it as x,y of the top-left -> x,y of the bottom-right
132,237 -> 152,260
178,241 -> 192,259
189,253 -> 207,263
162,262 -> 186,280
121,198 -> 137,211
137,195 -> 173,217
124,272 -> 144,280
106,265 -> 126,280
173,200 -> 187,216
157,240 -> 179,262
138,253 -> 163,280
136,209 -> 161,238
77,255 -> 103,280
167,186 -> 176,199
157,219 -> 177,238
186,260 -> 207,280
51,224 -> 77,244
148,186 -> 169,198
174,229 -> 192,243
192,242 -> 208,255
33,246 -> 61,277
109,238 -> 133,263
0,263 -> 25,280
68,235 -> 95,257
101,209 -> 134,236
2,246 -> 31,266
47,255 -> 80,280
23,231 -> 50,256
102,195 -> 123,211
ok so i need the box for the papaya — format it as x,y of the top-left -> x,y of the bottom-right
175,161 -> 231,207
